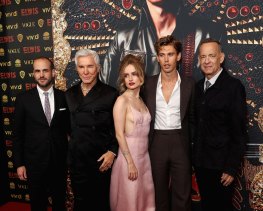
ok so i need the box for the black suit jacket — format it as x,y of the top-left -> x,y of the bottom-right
13,87 -> 70,173
143,74 -> 195,149
65,80 -> 118,170
193,70 -> 248,176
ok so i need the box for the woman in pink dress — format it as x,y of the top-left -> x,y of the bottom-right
110,54 -> 155,211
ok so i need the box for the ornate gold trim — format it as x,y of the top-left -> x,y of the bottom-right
51,0 -> 71,91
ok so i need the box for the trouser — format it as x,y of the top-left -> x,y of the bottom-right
27,164 -> 67,211
70,166 -> 111,211
195,167 -> 234,211
150,129 -> 191,211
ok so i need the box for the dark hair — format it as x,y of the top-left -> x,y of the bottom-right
198,38 -> 222,52
154,35 -> 182,55
117,54 -> 145,94
34,57 -> 54,69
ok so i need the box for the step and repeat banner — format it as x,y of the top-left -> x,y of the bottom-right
0,0 -> 53,203
1,0 -> 262,210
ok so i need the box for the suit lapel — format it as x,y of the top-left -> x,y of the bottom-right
50,88 -> 60,126
180,77 -> 189,122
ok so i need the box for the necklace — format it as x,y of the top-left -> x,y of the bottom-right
81,83 -> 91,94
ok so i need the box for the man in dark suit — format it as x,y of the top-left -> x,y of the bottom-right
65,49 -> 118,211
144,35 -> 194,211
193,38 -> 248,211
13,57 -> 70,211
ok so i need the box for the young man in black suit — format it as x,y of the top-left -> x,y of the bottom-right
193,38 -> 248,211
13,57 -> 70,211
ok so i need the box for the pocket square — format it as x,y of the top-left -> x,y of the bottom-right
59,108 -> 67,111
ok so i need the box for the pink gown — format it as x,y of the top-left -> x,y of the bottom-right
110,106 -> 155,211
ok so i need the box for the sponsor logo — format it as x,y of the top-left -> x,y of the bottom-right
10,194 -> 22,200
25,194 -> 30,201
0,0 -> 11,6
8,161 -> 13,168
0,24 -> 3,32
10,84 -> 22,90
8,172 -> 17,178
4,118 -> 10,125
15,59 -> 21,67
7,150 -> 12,158
6,140 -> 13,147
42,7 -> 51,13
26,34 -> 39,40
25,83 -> 36,90
47,19 -> 52,27
6,23 -> 18,30
10,96 -> 16,102
17,34 -> 23,42
22,21 -> 35,28
38,19 -> 44,27
2,95 -> 8,103
10,182 -> 15,189
28,72 -> 34,77
5,11 -> 18,17
23,59 -> 34,65
2,83 -> 7,91
0,36 -> 14,43
21,7 -> 39,16
3,107 -> 15,114
0,72 -> 16,79
0,48 -> 4,56
4,130 -> 12,136
43,32 -> 50,40
44,46 -> 53,52
14,0 -> 20,4
17,184 -> 28,189
0,61 -> 11,67
7,48 -> 20,54
20,70 -> 25,79
23,46 -> 40,53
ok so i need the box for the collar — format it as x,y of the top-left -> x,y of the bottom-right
157,71 -> 181,89
205,68 -> 223,86
37,85 -> 54,95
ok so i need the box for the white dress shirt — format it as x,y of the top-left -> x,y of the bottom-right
37,85 -> 55,119
154,73 -> 181,130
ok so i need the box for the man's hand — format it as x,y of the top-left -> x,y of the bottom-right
221,173 -> 234,186
17,166 -> 27,181
98,151 -> 115,172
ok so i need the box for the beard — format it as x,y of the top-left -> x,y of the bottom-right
35,77 -> 53,89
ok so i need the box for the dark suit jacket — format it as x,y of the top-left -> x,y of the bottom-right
193,70 -> 248,176
143,74 -> 195,149
13,87 -> 70,173
65,80 -> 118,170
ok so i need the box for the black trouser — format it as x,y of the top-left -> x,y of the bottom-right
150,129 -> 191,211
195,167 -> 234,211
27,164 -> 67,211
70,166 -> 111,211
